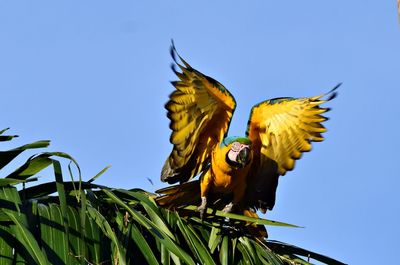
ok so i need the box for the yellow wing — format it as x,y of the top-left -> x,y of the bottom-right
161,44 -> 236,184
245,84 -> 340,212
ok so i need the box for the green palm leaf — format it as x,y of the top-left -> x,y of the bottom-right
0,129 -> 346,265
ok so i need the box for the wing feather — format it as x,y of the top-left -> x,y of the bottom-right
245,84 -> 340,211
161,43 -> 236,184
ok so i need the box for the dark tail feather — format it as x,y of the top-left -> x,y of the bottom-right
156,180 -> 201,209
156,181 -> 268,239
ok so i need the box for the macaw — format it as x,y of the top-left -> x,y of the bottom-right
159,43 -> 339,219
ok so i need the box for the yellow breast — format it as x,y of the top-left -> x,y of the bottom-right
210,144 -> 251,192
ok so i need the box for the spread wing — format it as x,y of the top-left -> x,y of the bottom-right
245,84 -> 340,212
161,44 -> 236,184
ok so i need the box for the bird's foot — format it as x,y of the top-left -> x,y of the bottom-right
197,205 -> 206,220
197,196 -> 207,219
222,202 -> 234,213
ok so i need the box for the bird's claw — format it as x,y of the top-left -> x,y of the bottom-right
222,202 -> 234,213
197,196 -> 207,220
197,205 -> 206,220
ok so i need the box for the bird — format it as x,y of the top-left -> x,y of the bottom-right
158,43 -> 339,221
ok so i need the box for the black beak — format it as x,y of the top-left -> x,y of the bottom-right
237,147 -> 250,168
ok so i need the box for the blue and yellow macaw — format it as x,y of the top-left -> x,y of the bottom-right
159,43 -> 339,219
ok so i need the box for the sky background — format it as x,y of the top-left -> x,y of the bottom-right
1,1 -> 399,264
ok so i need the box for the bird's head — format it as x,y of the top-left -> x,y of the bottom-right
222,136 -> 252,169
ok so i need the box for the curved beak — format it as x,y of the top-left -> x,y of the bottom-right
237,147 -> 250,168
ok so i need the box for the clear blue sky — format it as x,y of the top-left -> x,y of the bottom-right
1,1 -> 399,264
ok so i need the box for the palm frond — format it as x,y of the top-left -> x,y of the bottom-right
0,128 -> 346,265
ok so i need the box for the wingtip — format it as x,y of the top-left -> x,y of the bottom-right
169,41 -> 192,70
327,91 -> 338,101
161,157 -> 180,184
170,62 -> 179,74
325,82 -> 341,101
170,40 -> 178,63
334,82 -> 343,89
161,157 -> 172,182
331,82 -> 342,92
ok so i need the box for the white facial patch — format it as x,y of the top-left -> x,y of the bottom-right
231,142 -> 242,152
227,142 -> 250,163
227,148 -> 239,162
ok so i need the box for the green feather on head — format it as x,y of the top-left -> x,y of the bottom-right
222,136 -> 252,147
